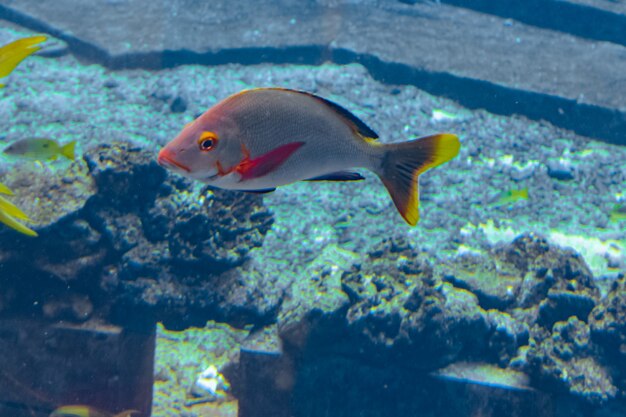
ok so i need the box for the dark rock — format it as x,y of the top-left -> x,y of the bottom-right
0,141 -> 275,329
169,95 -> 187,113
589,274 -> 626,374
442,252 -> 521,310
228,233 -> 617,413
280,237 -> 490,372
441,233 -> 599,328
547,160 -> 575,181
537,290 -> 596,329
526,317 -> 616,403
485,310 -> 530,366
166,188 -> 274,274
103,79 -> 119,88
84,142 -> 166,210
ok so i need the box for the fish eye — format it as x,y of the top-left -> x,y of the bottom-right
200,139 -> 213,150
197,131 -> 218,152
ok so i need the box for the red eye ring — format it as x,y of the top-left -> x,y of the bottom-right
197,131 -> 218,152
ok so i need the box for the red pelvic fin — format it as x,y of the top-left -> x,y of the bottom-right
236,142 -> 305,180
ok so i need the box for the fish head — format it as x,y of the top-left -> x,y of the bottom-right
158,113 -> 240,183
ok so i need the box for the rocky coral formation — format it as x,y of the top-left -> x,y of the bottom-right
589,273 -> 626,392
340,236 -> 489,370
0,142 -> 274,328
527,317 -> 616,403
232,233 -> 620,417
437,233 -> 617,402
442,233 -> 599,325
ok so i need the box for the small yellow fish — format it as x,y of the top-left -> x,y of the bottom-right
431,108 -> 458,122
493,188 -> 529,207
50,405 -> 139,417
0,35 -> 47,88
610,204 -> 626,223
3,138 -> 76,161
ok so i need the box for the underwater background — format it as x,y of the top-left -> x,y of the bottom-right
0,0 -> 625,416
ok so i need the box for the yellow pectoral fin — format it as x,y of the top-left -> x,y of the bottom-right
0,209 -> 37,236
0,195 -> 31,220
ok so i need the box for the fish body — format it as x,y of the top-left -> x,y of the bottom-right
431,108 -> 458,122
493,188 -> 528,207
3,138 -> 76,161
158,88 -> 460,225
50,405 -> 138,417
0,35 -> 47,87
610,204 -> 626,223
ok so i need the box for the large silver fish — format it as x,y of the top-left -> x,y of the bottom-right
157,88 -> 460,225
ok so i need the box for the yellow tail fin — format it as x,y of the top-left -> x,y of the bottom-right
0,208 -> 37,236
0,195 -> 31,221
378,133 -> 460,226
0,35 -> 47,81
60,141 -> 76,160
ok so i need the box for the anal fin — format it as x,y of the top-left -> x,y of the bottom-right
305,171 -> 365,182
241,188 -> 276,194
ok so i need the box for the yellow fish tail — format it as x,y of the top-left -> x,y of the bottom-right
0,208 -> 37,236
513,188 -> 529,200
377,133 -> 460,226
60,141 -> 76,160
0,35 -> 47,81
0,182 -> 13,195
0,195 -> 31,221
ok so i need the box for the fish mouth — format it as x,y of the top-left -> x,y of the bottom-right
157,148 -> 190,173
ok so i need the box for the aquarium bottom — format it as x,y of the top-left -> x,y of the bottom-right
0,318 -> 155,417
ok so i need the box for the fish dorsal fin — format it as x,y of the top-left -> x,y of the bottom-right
262,88 -> 379,140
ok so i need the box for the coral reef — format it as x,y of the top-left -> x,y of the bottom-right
527,317 -> 616,403
590,274 -> 626,392
340,236 -> 488,370
443,233 -> 599,323
0,141 -> 274,328
226,233 -> 621,417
